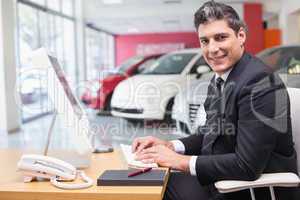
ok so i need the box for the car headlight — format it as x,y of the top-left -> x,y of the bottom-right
134,84 -> 160,105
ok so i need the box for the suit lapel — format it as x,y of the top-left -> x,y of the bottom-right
222,53 -> 252,113
202,53 -> 252,155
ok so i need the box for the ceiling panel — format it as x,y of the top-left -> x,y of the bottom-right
84,0 -> 265,35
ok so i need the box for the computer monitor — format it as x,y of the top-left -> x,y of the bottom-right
31,48 -> 93,168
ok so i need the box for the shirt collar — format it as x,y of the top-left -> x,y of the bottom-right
215,67 -> 233,83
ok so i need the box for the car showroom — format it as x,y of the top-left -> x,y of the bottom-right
1,0 -> 300,199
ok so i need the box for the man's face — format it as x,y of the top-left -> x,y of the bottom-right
198,19 -> 246,75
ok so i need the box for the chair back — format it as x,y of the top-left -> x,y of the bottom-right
287,88 -> 300,173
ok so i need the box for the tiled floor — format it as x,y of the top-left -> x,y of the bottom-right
0,109 -> 183,152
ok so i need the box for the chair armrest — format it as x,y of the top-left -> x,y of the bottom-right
215,173 -> 300,193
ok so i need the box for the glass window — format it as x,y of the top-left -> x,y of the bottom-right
17,0 -> 76,122
38,11 -> 48,48
63,19 -> 76,81
29,0 -> 45,6
142,53 -> 196,75
136,58 -> 158,74
85,28 -> 115,81
47,14 -> 56,53
47,0 -> 61,12
18,3 -> 39,67
258,47 -> 300,74
62,0 -> 74,17
107,34 -> 115,67
257,48 -> 283,70
55,16 -> 64,65
189,56 -> 210,74
117,56 -> 144,74
86,28 -> 103,80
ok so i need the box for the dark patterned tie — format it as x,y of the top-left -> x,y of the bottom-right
216,77 -> 224,97
201,77 -> 224,155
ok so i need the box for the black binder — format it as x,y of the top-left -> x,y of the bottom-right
97,169 -> 167,186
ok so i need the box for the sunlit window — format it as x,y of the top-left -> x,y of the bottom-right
85,27 -> 115,80
17,0 -> 76,122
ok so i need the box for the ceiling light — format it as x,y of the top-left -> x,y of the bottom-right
102,0 -> 123,4
127,28 -> 139,33
163,19 -> 180,24
163,0 -> 181,4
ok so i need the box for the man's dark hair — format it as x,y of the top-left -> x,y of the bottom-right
194,1 -> 247,34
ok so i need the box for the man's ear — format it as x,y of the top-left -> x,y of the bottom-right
237,27 -> 246,46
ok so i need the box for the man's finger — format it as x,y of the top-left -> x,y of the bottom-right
132,139 -> 140,153
135,142 -> 150,154
140,146 -> 157,154
141,158 -> 155,164
135,152 -> 155,160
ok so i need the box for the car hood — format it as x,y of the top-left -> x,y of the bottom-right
102,74 -> 126,84
118,74 -> 183,89
112,74 -> 185,102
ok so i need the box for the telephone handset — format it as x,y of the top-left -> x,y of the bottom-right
17,154 -> 93,189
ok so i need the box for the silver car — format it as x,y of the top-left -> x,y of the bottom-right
173,45 -> 300,135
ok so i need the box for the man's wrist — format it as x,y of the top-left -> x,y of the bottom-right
170,140 -> 185,154
177,155 -> 191,172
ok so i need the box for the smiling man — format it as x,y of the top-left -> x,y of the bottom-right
132,1 -> 299,200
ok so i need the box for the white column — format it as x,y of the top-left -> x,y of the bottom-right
0,0 -> 21,133
279,8 -> 289,45
279,0 -> 300,44
74,0 -> 86,83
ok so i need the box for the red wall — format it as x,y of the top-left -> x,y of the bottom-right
244,3 -> 264,54
115,3 -> 264,65
115,32 -> 199,65
264,29 -> 282,49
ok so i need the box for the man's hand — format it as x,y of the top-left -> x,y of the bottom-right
132,136 -> 174,153
135,145 -> 191,172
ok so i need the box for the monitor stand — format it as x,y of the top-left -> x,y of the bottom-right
42,110 -> 92,169
43,110 -> 114,165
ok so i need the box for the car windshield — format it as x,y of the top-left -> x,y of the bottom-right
117,56 -> 144,74
257,48 -> 283,70
257,46 -> 300,74
142,53 -> 196,75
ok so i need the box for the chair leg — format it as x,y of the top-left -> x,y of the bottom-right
250,188 -> 256,200
269,186 -> 276,200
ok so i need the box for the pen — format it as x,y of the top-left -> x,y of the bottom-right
128,167 -> 152,177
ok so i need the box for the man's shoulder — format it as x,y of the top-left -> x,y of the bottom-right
245,52 -> 272,73
239,53 -> 273,82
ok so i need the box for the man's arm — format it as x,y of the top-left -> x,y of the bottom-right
179,134 -> 204,155
194,73 -> 289,185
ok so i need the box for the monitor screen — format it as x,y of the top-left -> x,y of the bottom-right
48,55 -> 83,118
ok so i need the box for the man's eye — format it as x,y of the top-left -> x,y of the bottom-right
200,40 -> 208,45
215,35 -> 227,41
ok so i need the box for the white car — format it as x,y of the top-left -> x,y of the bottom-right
110,48 -> 211,120
172,73 -> 214,135
173,45 -> 300,135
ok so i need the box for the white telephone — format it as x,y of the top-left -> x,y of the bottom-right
17,154 -> 93,189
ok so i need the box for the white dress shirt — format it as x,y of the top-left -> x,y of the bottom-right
171,68 -> 233,176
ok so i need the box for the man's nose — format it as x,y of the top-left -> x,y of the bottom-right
208,41 -> 219,53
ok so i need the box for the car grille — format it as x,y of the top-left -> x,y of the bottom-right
189,103 -> 201,128
112,107 -> 143,114
179,121 -> 191,135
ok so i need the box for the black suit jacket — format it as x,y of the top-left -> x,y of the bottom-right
179,53 -> 299,199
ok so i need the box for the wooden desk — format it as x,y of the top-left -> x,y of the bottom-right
0,149 -> 169,200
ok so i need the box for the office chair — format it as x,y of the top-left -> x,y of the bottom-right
214,87 -> 300,200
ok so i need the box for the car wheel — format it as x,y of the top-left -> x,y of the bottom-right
164,98 -> 175,125
98,94 -> 112,116
126,118 -> 144,125
178,120 -> 191,135
104,94 -> 112,113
